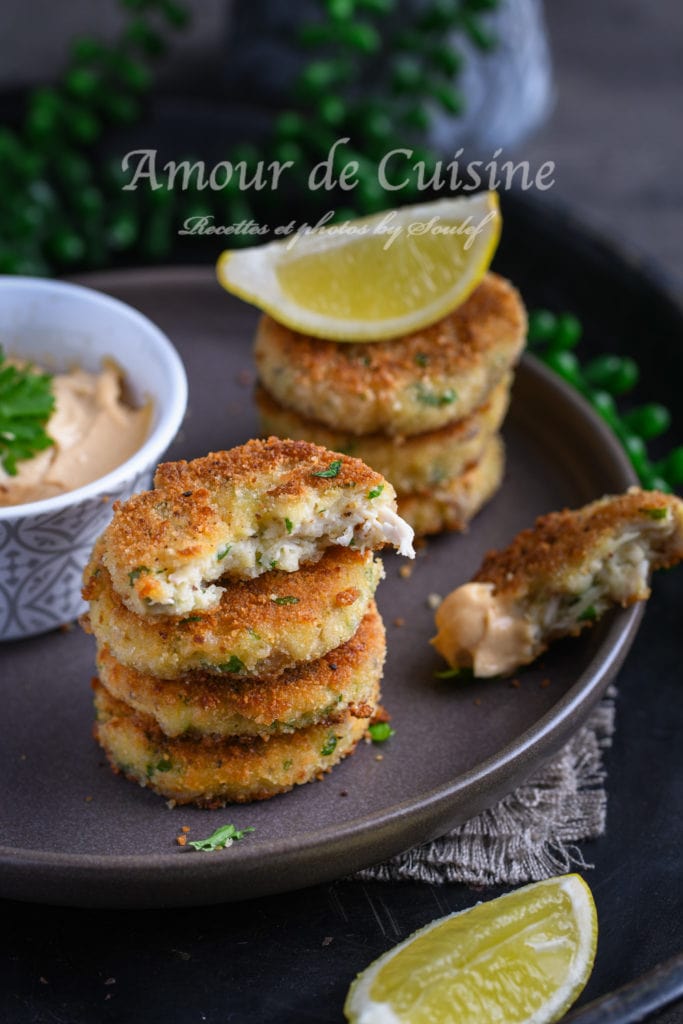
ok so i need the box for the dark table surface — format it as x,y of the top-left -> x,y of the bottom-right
2,3 -> 683,1022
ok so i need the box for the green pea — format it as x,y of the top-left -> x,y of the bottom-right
231,143 -> 261,168
106,211 -> 139,251
463,13 -> 497,50
114,56 -> 152,92
55,151 -> 92,187
431,46 -> 464,77
298,24 -> 333,47
418,0 -> 460,31
0,128 -> 22,163
275,111 -> 306,140
101,93 -> 140,124
326,0 -> 355,19
299,60 -> 346,94
340,22 -> 381,52
623,434 -> 649,476
10,203 -> 46,235
429,83 -> 464,115
27,180 -> 58,209
663,446 -> 683,486
589,389 -> 618,427
48,227 -> 86,265
392,56 -> 423,92
551,313 -> 582,350
160,0 -> 191,28
403,106 -> 431,132
395,30 -> 429,53
623,403 -> 671,440
65,67 -> 99,100
71,37 -> 107,62
273,140 -> 304,168
527,309 -> 557,344
67,107 -> 101,144
7,253 -> 51,276
125,20 -> 166,57
25,105 -> 60,142
73,185 -> 104,219
543,350 -> 581,385
362,110 -> 395,144
584,355 -> 639,395
318,94 -> 347,126
357,0 -> 394,11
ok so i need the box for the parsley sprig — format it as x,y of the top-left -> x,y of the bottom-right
187,823 -> 255,852
0,348 -> 55,475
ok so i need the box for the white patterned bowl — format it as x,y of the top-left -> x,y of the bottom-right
0,277 -> 188,640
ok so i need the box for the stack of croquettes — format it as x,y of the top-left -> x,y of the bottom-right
255,273 -> 526,536
82,437 -> 414,807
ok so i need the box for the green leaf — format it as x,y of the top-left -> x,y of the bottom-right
285,517 -> 294,534
312,459 -> 342,478
0,348 -> 55,476
128,566 -> 150,586
217,655 -> 245,673
321,734 -> 338,756
640,506 -> 668,520
271,595 -> 300,605
217,544 -> 232,561
368,722 -> 395,742
578,605 -> 598,622
187,823 -> 254,852
434,665 -> 475,680
367,484 -> 384,500
415,385 -> 456,407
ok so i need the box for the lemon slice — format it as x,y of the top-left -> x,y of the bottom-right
344,874 -> 597,1024
216,193 -> 500,341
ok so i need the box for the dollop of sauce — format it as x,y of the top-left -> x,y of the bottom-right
431,582 -> 535,677
0,362 -> 152,507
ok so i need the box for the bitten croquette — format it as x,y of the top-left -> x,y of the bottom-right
99,437 -> 413,618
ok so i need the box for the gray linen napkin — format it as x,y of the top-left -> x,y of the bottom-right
355,687 -> 616,886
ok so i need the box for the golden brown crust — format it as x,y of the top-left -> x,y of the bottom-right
93,679 -> 375,806
254,273 -> 526,436
83,541 -> 383,678
96,602 -> 386,738
98,436 -> 391,614
255,374 -> 511,494
397,434 -> 505,536
474,489 -> 683,598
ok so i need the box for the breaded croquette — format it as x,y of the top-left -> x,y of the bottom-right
432,488 -> 683,677
83,540 -> 383,679
256,374 -> 511,495
93,678 -> 376,806
254,273 -> 525,437
397,434 -> 505,536
100,437 -> 413,618
96,603 -> 385,738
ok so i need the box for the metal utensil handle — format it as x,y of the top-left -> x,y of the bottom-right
562,952 -> 683,1024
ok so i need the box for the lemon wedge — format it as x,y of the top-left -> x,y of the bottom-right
344,874 -> 598,1024
216,193 -> 500,341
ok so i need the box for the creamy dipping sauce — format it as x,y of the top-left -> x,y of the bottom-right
0,361 -> 152,507
431,581 -> 535,677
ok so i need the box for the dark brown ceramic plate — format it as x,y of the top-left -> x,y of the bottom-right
0,268 -> 641,908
